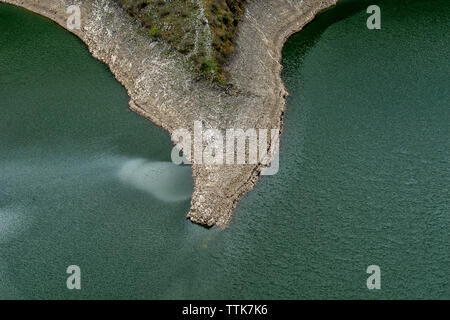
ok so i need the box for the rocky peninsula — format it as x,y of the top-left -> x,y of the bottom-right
1,0 -> 337,227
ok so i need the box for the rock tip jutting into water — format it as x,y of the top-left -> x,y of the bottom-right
0,0 -> 337,228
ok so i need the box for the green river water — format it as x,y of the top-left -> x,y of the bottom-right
0,0 -> 448,299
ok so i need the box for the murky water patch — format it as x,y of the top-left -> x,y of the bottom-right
0,205 -> 29,243
118,159 -> 192,202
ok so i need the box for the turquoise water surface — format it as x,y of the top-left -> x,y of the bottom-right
0,0 -> 448,299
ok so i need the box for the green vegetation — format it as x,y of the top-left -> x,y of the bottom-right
204,0 -> 245,80
116,0 -> 245,83
117,0 -> 197,53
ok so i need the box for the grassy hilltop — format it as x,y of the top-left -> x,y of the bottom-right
117,0 -> 245,83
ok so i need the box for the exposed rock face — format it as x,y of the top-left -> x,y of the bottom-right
1,0 -> 337,227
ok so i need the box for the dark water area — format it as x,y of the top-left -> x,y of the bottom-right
0,0 -> 448,299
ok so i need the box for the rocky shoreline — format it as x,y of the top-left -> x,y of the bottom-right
1,0 -> 337,227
